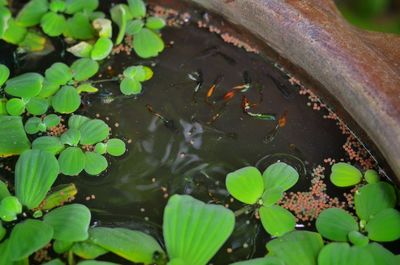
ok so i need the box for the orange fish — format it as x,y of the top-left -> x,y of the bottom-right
278,111 -> 288,128
223,90 -> 236,101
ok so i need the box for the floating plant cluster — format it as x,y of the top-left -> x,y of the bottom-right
0,0 -> 399,265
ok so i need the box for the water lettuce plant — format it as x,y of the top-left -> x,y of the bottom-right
329,162 -> 380,187
226,162 -> 299,237
120,65 -> 154,95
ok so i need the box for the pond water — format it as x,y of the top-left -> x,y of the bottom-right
0,1 -> 395,264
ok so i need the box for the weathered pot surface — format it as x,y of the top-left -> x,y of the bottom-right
181,0 -> 400,182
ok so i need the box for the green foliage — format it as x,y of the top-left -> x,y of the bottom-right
58,147 -> 85,176
32,136 -> 65,154
120,65 -> 153,95
41,183 -> 78,211
364,169 -> 380,184
79,119 -> 109,145
0,116 -> 30,157
15,0 -> 48,27
8,219 -> 53,261
365,242 -> 399,265
262,162 -> 299,192
43,204 -> 91,242
128,0 -> 146,18
365,208 -> 400,242
266,231 -> 324,265
0,64 -> 10,86
230,257 -> 284,265
110,4 -> 130,45
354,182 -> 396,221
89,227 -> 166,264
64,12 -> 95,40
84,152 -> 108,175
146,17 -> 166,30
318,242 -> 374,265
92,18 -> 112,38
91,37 -> 113,60
51,86 -> 81,114
226,166 -> 264,204
45,63 -> 73,86
330,163 -> 362,187
0,196 -> 22,222
133,28 -> 165,58
259,205 -> 296,237
15,149 -> 60,209
40,12 -> 66,37
316,208 -> 358,242
5,72 -> 44,98
164,194 -> 235,265
71,58 -> 99,82
71,241 -> 108,259
105,139 -> 126,156
347,231 -> 369,247
0,180 -> 11,200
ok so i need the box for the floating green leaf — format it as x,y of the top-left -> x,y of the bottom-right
347,231 -> 369,247
0,180 -> 11,200
120,77 -> 142,95
70,58 -> 99,82
41,12 -> 66,37
6,98 -> 25,116
230,257 -> 285,265
0,98 -> 6,115
354,182 -> 396,222
365,208 -> 400,242
32,136 -> 64,155
128,0 -> 146,18
43,259 -> 65,265
0,221 -> 5,241
261,187 -> 284,207
364,169 -> 380,184
44,204 -> 91,242
68,115 -> 90,129
92,18 -> 112,38
106,138 -> 126,156
0,7 -> 11,39
84,152 -> 108,175
365,243 -> 399,265
226,166 -> 264,204
58,147 -> 85,176
52,86 -> 81,114
133,28 -> 165,58
0,64 -> 10,86
44,114 -> 61,128
37,79 -> 60,98
110,4 -> 130,45
77,83 -> 98,93
53,240 -> 73,254
0,116 -> 30,157
78,261 -> 119,265
67,41 -> 93,58
60,128 -> 81,146
79,119 -> 109,145
146,17 -> 166,30
2,19 -> 27,44
316,208 -> 358,242
94,143 -> 107,155
8,219 -> 53,261
65,0 -> 99,14
26,97 -> 49,115
164,194 -> 235,265
91,37 -> 113,61
123,65 -> 153,82
0,196 -> 22,222
15,149 -> 60,209
25,117 -> 45,134
72,241 -> 108,259
45,63 -> 73,86
5,73 -> 44,98
262,162 -> 299,192
126,19 -> 144,35
41,183 -> 77,211
64,12 -> 95,40
266,231 -> 323,265
89,227 -> 165,264
330,163 -> 362,187
318,243 -> 374,265
50,0 -> 66,13
15,0 -> 48,27
259,205 -> 296,237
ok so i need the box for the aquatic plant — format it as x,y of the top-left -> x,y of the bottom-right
120,65 -> 153,95
226,162 -> 299,236
31,115 -> 126,176
329,162 -> 380,187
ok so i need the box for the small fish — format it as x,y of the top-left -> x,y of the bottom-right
233,71 -> 252,92
146,104 -> 176,130
241,95 -> 251,112
278,110 -> 288,127
246,111 -> 276,121
263,111 -> 289,143
205,75 -> 223,104
222,90 -> 236,102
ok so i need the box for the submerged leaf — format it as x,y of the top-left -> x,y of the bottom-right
8,219 -> 53,261
89,227 -> 165,264
226,166 -> 264,204
259,205 -> 296,237
0,116 -> 30,157
5,73 -> 44,98
91,37 -> 113,61
133,28 -> 165,58
44,204 -> 91,242
316,208 -> 358,242
330,163 -> 362,187
52,86 -> 81,114
15,150 -> 60,209
164,194 -> 235,265
262,162 -> 299,192
365,208 -> 400,242
354,182 -> 396,222
58,147 -> 85,176
266,231 -> 323,265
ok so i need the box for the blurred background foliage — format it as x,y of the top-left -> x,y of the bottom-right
335,0 -> 400,33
